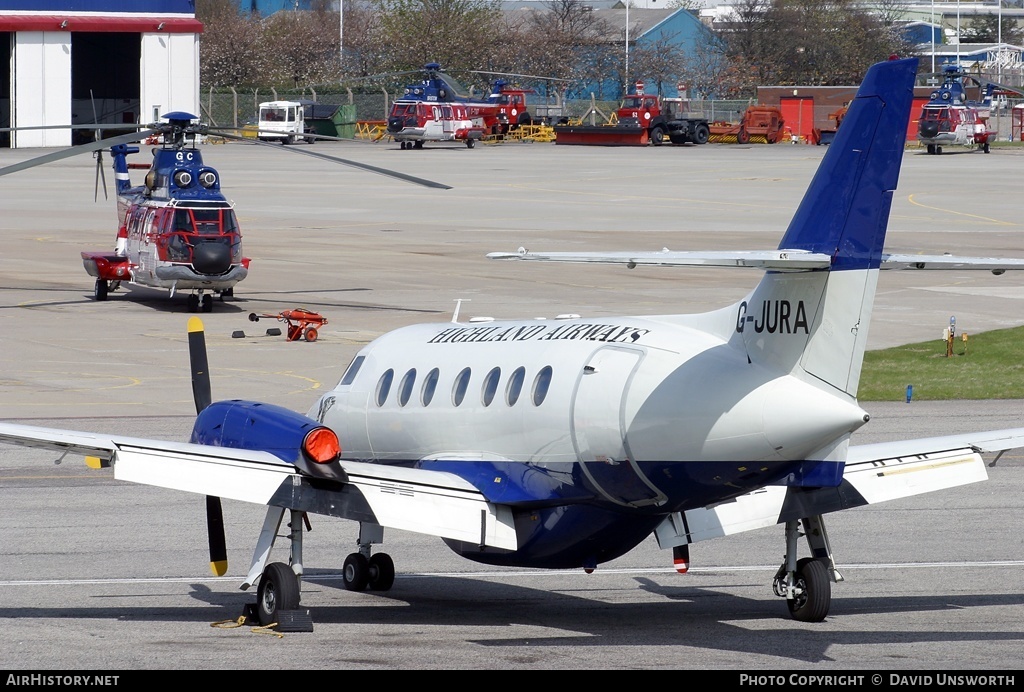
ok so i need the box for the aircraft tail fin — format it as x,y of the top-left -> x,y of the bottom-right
739,57 -> 918,397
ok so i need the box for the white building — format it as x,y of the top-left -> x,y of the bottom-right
1,1 -> 203,148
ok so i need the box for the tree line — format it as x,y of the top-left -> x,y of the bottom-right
198,0 -> 930,99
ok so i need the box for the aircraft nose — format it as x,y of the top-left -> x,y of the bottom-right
192,240 -> 232,275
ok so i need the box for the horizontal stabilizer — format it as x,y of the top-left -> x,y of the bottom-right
487,248 -> 832,270
881,253 -> 1024,272
487,248 -> 1024,274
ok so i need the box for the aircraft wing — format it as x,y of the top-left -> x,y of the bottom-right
654,427 -> 1024,549
488,248 -> 1024,273
0,422 -> 517,550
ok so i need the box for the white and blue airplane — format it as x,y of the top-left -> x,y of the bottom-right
2,56 -> 1024,627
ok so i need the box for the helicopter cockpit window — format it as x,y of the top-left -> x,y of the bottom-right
193,208 -> 226,235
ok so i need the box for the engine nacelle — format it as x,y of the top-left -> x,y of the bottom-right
191,400 -> 346,481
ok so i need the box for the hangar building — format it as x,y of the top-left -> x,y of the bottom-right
1,0 -> 203,148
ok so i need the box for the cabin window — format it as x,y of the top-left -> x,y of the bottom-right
506,367 -> 526,406
532,366 -> 553,406
482,367 -> 501,407
398,369 -> 416,407
452,367 -> 471,406
339,355 -> 364,386
376,369 -> 394,406
421,368 -> 439,406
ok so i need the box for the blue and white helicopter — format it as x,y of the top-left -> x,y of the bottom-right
2,57 -> 1024,628
0,113 -> 449,310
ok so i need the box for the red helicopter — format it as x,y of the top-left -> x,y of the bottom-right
917,66 -> 1023,155
0,113 -> 449,311
382,63 -> 555,148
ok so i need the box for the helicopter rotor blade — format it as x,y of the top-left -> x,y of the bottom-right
187,316 -> 227,577
210,130 -> 452,190
0,129 -> 157,178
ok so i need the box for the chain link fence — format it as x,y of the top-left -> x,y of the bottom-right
200,87 -> 754,130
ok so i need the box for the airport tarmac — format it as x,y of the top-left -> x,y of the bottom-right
0,137 -> 1022,670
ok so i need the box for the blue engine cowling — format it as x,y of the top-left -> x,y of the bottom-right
190,399 -> 346,481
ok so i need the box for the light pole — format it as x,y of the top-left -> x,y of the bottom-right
625,2 -> 630,91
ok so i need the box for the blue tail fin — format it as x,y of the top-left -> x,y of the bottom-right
742,57 -> 918,396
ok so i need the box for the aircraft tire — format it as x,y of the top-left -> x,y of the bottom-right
93,279 -> 108,301
927,144 -> 936,155
787,557 -> 830,623
257,562 -> 301,626
343,553 -> 370,591
187,294 -> 199,312
368,553 -> 395,591
201,295 -> 213,313
984,142 -> 991,154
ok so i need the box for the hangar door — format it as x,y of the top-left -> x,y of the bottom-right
71,32 -> 140,142
1,32 -> 9,147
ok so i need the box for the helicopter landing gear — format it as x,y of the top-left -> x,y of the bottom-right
93,279 -> 108,301
413,141 -> 424,149
187,292 -> 214,313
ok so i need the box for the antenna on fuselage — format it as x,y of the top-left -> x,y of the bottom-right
452,298 -> 470,323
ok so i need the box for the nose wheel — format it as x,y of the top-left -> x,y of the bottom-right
187,293 -> 214,313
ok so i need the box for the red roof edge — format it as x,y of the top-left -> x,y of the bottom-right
0,16 -> 203,34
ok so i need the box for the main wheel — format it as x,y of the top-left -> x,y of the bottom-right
787,557 -> 831,622
414,141 -> 424,149
201,294 -> 213,313
93,279 -> 108,301
303,326 -> 318,342
368,553 -> 396,591
693,123 -> 710,145
186,294 -> 199,312
343,553 -> 370,591
257,562 -> 300,626
650,125 -> 665,145
927,144 -> 936,155
984,141 -> 990,153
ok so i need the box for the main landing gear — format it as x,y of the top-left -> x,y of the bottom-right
242,507 -> 396,627
93,279 -> 121,301
772,515 -> 840,622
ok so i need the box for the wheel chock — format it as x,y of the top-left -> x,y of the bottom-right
231,330 -> 246,338
274,608 -> 314,632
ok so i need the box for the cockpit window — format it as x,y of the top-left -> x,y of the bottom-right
340,355 -> 365,386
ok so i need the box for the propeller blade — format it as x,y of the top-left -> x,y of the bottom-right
206,495 -> 228,577
213,130 -> 452,190
0,129 -> 157,178
187,316 -> 212,414
186,316 -> 227,576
